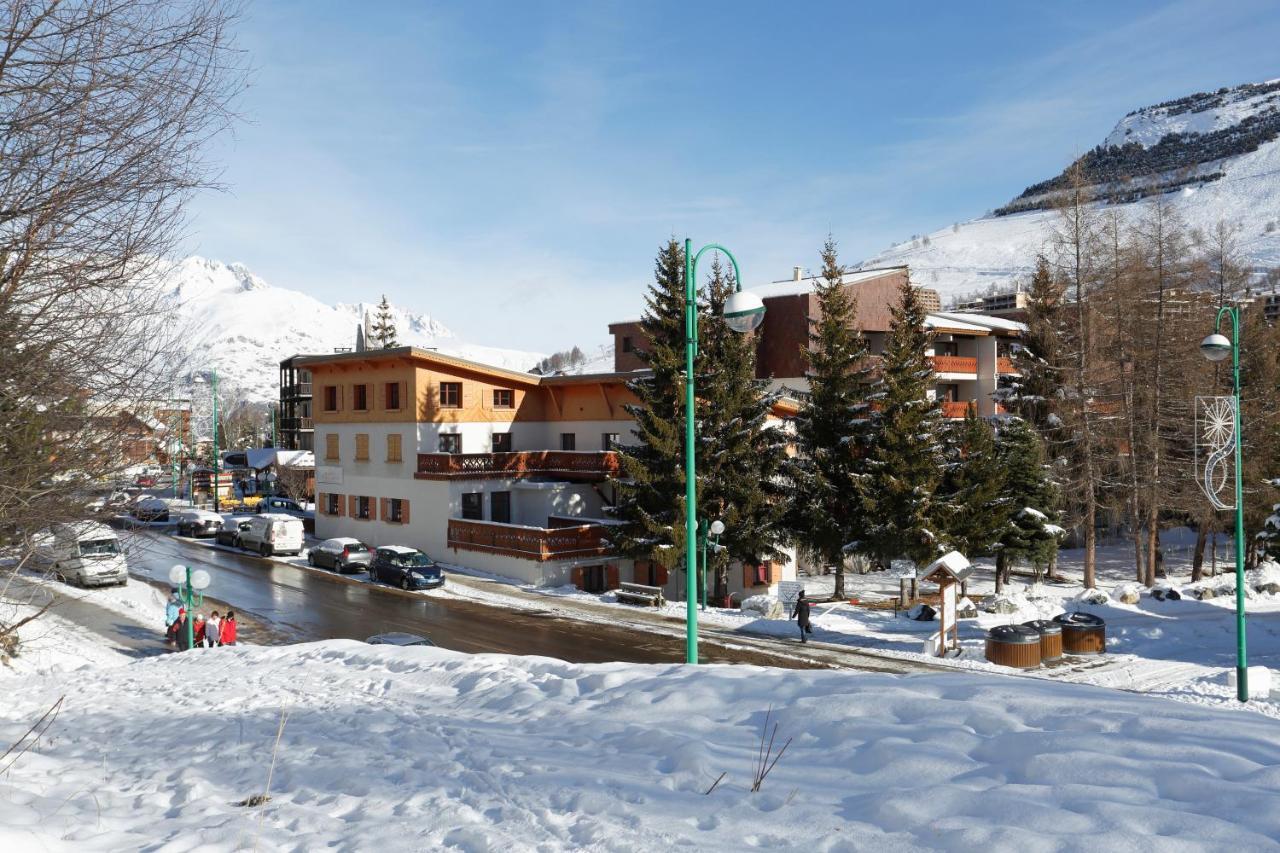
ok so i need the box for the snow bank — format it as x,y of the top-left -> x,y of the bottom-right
4,643 -> 1280,850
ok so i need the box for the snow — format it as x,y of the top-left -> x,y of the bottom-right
3,641 -> 1280,849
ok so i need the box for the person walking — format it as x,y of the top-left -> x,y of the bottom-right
164,590 -> 182,644
220,611 -> 238,646
794,590 -> 813,643
204,611 -> 222,647
192,613 -> 206,649
175,609 -> 191,652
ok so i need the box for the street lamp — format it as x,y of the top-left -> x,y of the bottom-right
193,369 -> 220,510
683,239 -> 764,664
698,519 -> 726,611
1199,309 -> 1247,701
168,563 -> 211,650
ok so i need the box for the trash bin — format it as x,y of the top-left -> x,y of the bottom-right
984,624 -> 1042,669
1022,619 -> 1063,663
1053,611 -> 1106,655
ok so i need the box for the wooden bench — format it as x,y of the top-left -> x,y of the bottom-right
615,582 -> 665,607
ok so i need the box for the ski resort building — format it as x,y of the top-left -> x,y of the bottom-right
299,347 -> 800,596
609,265 -> 1024,419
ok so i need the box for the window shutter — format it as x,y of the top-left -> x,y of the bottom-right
743,565 -> 754,588
400,381 -> 408,414
401,499 -> 411,525
571,566 -> 584,589
656,565 -> 669,586
318,492 -> 327,515
347,494 -> 356,517
335,494 -> 345,517
606,565 -> 619,590
380,497 -> 389,521
768,562 -> 782,584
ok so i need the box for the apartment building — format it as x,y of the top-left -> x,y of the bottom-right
299,346 -> 799,598
609,266 -> 1024,419
278,356 -> 314,451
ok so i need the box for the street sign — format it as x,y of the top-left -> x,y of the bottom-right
778,581 -> 804,618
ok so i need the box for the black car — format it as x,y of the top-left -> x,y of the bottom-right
216,519 -> 252,548
369,546 -> 445,590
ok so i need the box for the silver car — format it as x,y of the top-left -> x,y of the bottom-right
307,537 -> 373,573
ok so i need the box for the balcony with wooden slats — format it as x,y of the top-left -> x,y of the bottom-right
928,355 -> 978,375
941,400 -> 973,419
996,356 -> 1018,375
447,517 -> 613,561
416,450 -> 621,481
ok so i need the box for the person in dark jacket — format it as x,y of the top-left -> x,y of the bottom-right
175,609 -> 192,652
794,591 -> 813,642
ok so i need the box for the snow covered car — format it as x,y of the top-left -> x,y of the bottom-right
307,538 -> 372,573
175,510 -> 224,538
216,518 -> 253,548
33,522 -> 129,587
368,546 -> 445,590
366,632 -> 436,647
131,497 -> 170,522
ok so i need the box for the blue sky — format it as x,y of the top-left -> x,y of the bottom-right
187,0 -> 1280,353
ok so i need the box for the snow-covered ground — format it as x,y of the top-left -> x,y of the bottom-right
3,641 -> 1280,851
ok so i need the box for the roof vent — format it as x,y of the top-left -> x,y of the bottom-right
793,266 -> 803,281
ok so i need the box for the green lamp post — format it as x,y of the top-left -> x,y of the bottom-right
195,369 -> 220,510
168,563 -> 211,650
1199,309 -> 1248,701
682,239 -> 765,664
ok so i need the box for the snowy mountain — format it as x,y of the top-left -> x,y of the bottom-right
158,257 -> 545,401
862,79 -> 1280,304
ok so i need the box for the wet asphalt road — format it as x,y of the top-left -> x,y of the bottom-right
122,531 -> 823,668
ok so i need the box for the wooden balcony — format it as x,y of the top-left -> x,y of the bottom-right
941,400 -> 974,419
447,517 -> 613,562
997,356 -> 1018,374
416,450 -> 620,481
929,355 -> 978,374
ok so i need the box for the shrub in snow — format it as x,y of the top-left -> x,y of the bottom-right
1247,560 -> 1280,594
983,594 -> 1022,615
1151,586 -> 1182,602
740,595 -> 784,619
1113,583 -> 1143,605
1074,587 -> 1110,606
1259,505 -> 1280,561
956,597 -> 978,619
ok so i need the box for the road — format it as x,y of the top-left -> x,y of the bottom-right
122,532 -> 830,668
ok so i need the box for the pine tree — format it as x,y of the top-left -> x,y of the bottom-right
697,256 -> 790,599
857,277 -> 944,569
995,417 -> 1063,588
788,236 -> 871,598
937,404 -> 1007,560
372,295 -> 399,348
612,240 -> 691,568
1006,255 -> 1064,433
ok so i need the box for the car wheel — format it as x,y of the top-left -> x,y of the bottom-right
260,543 -> 272,558
307,552 -> 316,567
400,576 -> 411,591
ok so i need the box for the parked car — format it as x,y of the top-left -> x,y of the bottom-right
237,513 -> 305,557
175,509 -> 224,538
216,518 -> 253,548
366,632 -> 435,647
33,522 -> 129,587
135,474 -> 157,488
368,546 -> 445,590
307,537 -> 372,573
131,497 -> 170,522
256,496 -> 308,516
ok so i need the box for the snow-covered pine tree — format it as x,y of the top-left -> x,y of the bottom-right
787,235 -> 871,598
995,417 -> 1063,590
937,404 -> 1007,561
1260,504 -> 1280,563
372,295 -> 399,348
697,256 -> 790,599
1005,256 -> 1064,434
611,240 -> 691,570
857,276 -> 944,569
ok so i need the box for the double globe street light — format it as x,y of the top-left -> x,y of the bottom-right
169,563 -> 212,651
683,239 -> 765,664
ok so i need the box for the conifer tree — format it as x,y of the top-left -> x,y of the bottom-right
995,417 -> 1063,589
1006,255 -> 1064,434
697,256 -> 790,598
937,404 -> 1007,560
372,295 -> 399,348
788,236 -> 871,598
857,277 -> 944,569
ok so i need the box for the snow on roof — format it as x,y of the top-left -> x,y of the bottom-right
923,550 -> 974,581
745,267 -> 906,300
931,311 -> 1027,333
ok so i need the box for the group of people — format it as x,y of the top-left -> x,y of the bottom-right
165,590 -> 237,651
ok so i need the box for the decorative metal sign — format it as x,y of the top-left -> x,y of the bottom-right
1195,395 -> 1237,510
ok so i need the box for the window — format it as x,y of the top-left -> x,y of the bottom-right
439,433 -> 462,454
934,341 -> 959,357
440,382 -> 462,408
356,496 -> 372,520
491,491 -> 511,524
493,389 -> 514,409
385,382 -> 401,410
353,384 -> 368,411
386,433 -> 402,462
492,432 -> 512,453
461,492 -> 483,520
323,385 -> 338,412
355,433 -> 369,461
325,433 -> 339,461
388,498 -> 404,523
325,493 -> 341,515
602,433 -> 620,451
560,432 -> 576,451
622,336 -> 633,353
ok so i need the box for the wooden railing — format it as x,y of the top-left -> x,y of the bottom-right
416,450 -> 621,480
997,357 -> 1017,374
447,517 -> 613,561
928,355 -> 978,374
941,400 -> 973,419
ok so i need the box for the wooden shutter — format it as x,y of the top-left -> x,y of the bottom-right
355,433 -> 369,461
347,494 -> 357,517
380,497 -> 389,522
571,566 -> 584,589
768,562 -> 782,584
743,565 -> 753,588
400,381 -> 409,415
401,499 -> 411,525
655,565 -> 669,586
387,433 -> 401,462
606,565 -> 620,590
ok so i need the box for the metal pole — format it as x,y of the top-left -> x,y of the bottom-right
683,238 -> 698,663
699,518 -> 708,612
1221,306 -> 1248,701
211,370 -> 219,511
183,565 -> 194,651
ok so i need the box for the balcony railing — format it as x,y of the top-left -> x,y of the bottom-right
997,356 -> 1018,374
282,382 -> 313,399
280,417 -> 314,431
929,355 -> 978,374
416,450 -> 621,480
447,517 -> 612,561
941,400 -> 973,419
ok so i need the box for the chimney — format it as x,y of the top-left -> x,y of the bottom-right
793,266 -> 803,282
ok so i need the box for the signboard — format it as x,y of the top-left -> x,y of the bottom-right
778,581 -> 805,617
316,465 -> 344,485
942,583 -> 957,628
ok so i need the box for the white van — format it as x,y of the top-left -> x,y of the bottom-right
238,513 -> 304,557
33,522 -> 129,587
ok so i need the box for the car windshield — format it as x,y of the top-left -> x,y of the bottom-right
78,538 -> 119,557
343,543 -> 368,552
391,552 -> 431,567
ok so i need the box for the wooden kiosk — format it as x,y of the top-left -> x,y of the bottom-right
920,551 -> 973,657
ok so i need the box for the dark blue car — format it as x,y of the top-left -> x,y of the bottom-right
369,546 -> 445,591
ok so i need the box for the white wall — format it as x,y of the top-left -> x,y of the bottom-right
416,420 -> 630,454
